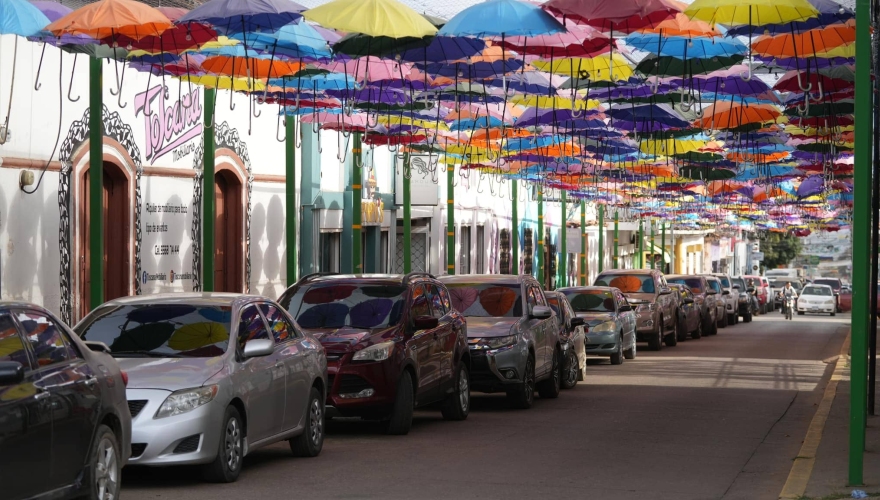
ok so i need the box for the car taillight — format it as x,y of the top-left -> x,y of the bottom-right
121,371 -> 128,387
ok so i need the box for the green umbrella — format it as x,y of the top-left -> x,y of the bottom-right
679,166 -> 736,180
636,54 -> 744,77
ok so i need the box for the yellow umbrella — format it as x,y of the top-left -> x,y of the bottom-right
640,138 -> 706,156
378,115 -> 450,131
684,0 -> 818,27
533,54 -> 633,82
180,75 -> 265,91
168,322 -> 230,351
303,0 -> 437,39
509,95 -> 601,110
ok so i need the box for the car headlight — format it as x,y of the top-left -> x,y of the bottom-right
481,335 -> 517,349
155,385 -> 218,419
590,321 -> 616,333
352,341 -> 395,362
636,303 -> 656,312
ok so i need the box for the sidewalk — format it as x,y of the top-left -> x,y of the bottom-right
801,334 -> 880,500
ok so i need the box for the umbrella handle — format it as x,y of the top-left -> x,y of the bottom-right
67,54 -> 81,103
796,71 -> 812,92
740,63 -> 752,82
796,96 -> 810,117
229,88 -> 236,111
570,92 -> 583,118
34,43 -> 46,91
316,124 -> 322,153
253,95 -> 262,118
366,111 -> 379,128
809,81 -> 824,102
110,60 -> 128,109
296,117 -> 302,149
276,106 -> 286,143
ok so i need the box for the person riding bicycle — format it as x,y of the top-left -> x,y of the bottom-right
782,282 -> 798,315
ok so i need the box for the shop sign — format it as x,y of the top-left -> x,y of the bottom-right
395,154 -> 439,206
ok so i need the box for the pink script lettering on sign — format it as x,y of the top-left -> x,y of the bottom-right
134,84 -> 203,163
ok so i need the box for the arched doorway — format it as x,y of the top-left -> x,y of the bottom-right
78,161 -> 131,318
214,168 -> 243,292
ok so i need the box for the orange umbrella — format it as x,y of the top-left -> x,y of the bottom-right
46,0 -> 172,40
695,101 -> 781,130
751,21 -> 854,58
642,13 -> 722,37
202,56 -> 303,80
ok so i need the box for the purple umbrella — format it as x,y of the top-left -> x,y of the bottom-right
178,0 -> 307,35
797,176 -> 826,199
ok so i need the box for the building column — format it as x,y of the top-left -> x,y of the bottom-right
285,116 -> 296,285
299,127 -> 320,276
89,57 -> 104,306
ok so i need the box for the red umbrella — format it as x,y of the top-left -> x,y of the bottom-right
542,0 -> 681,32
105,7 -> 217,54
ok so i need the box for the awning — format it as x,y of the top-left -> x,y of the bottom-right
643,243 -> 671,263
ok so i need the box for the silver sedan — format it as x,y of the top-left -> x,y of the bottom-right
75,293 -> 327,483
557,286 -> 638,365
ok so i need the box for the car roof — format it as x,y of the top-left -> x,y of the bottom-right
666,274 -> 703,280
804,283 -> 833,289
90,293 -> 264,308
557,286 -> 617,293
596,269 -> 657,276
438,274 -> 529,286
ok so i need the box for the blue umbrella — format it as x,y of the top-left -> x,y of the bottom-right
0,0 -> 50,36
178,0 -> 306,36
438,0 -> 564,37
231,19 -> 332,60
624,33 -> 747,60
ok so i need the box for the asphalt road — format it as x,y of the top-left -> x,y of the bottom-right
121,311 -> 849,500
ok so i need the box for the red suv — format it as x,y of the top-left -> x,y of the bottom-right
279,273 -> 470,435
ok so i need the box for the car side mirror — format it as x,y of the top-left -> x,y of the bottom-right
84,341 -> 111,354
707,290 -> 717,295
722,290 -> 730,295
660,287 -> 672,295
570,317 -> 585,327
619,305 -> 632,312
530,305 -> 552,319
243,339 -> 275,358
732,284 -> 741,290
0,361 -> 25,385
413,315 -> 439,330
684,297 -> 695,304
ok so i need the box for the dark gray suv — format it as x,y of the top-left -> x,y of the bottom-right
439,275 -> 562,409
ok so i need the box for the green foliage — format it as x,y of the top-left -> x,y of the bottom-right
758,231 -> 803,270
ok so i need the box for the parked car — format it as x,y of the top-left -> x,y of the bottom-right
439,274 -> 562,409
669,284 -> 701,340
544,291 -> 587,388
75,293 -> 327,482
666,275 -> 718,336
730,276 -> 753,322
742,275 -> 770,314
594,269 -> 677,350
279,273 -> 470,434
557,286 -> 637,364
711,273 -> 740,325
1,302 -> 131,500
704,275 -> 729,329
797,284 -> 837,316
812,278 -> 843,312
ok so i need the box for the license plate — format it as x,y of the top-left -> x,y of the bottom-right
811,307 -> 818,311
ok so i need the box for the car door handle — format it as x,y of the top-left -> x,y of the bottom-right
34,391 -> 50,401
274,362 -> 284,369
82,376 -> 98,387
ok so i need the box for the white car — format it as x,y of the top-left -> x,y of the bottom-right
797,284 -> 837,316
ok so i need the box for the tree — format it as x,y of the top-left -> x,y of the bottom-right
757,231 -> 803,270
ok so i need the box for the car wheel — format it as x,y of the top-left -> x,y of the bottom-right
719,311 -> 728,328
831,312 -> 837,316
384,371 -> 414,435
691,322 -> 702,340
624,338 -> 636,360
290,387 -> 324,457
610,335 -> 624,365
797,311 -> 805,316
728,313 -> 736,325
441,363 -> 470,420
744,310 -> 752,322
202,406 -> 244,483
664,315 -> 678,347
648,321 -> 663,351
676,314 -> 688,342
537,348 -> 561,399
561,348 -> 579,389
507,356 -> 535,409
87,424 -> 120,500
701,315 -> 714,337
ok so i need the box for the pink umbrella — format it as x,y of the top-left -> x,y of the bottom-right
318,56 -> 413,85
497,23 -> 611,57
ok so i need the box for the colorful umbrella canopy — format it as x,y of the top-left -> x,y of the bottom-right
46,0 -> 172,40
0,0 -> 50,37
303,0 -> 437,38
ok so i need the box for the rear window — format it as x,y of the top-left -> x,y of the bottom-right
445,283 -> 523,318
813,279 -> 841,290
281,284 -> 407,329
594,274 -> 655,293
667,277 -> 703,294
563,290 -> 615,312
76,304 -> 232,358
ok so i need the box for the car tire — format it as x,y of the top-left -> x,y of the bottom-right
87,424 -> 121,500
691,324 -> 702,340
561,349 -> 579,389
624,339 -> 636,360
719,311 -> 728,328
831,312 -> 837,317
728,313 -> 736,325
664,325 -> 677,347
384,371 -> 414,435
701,315 -> 714,337
797,311 -> 805,316
676,314 -> 688,342
507,356 -> 535,409
743,310 -> 752,323
290,387 -> 324,457
610,335 -> 624,365
441,363 -> 470,420
202,406 -> 244,483
648,322 -> 663,351
537,348 -> 561,399
711,319 -> 719,336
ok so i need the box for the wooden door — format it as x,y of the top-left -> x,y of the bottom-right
214,174 -> 227,290
213,170 -> 242,292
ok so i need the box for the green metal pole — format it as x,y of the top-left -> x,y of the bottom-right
850,0 -> 870,483
639,219 -> 644,269
403,153 -> 411,273
537,187 -> 544,285
613,211 -> 619,270
560,191 -> 567,288
512,181 -> 519,275
285,116 -> 296,285
202,88 -> 216,292
89,57 -> 103,309
661,222 -> 666,273
447,164 -> 455,275
598,204 -> 605,273
580,200 -> 586,285
352,133 -> 362,273
650,219 -> 655,269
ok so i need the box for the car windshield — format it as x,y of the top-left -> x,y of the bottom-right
667,277 -> 703,294
76,304 -> 233,358
813,279 -> 841,290
718,276 -> 731,287
803,286 -> 833,296
595,274 -> 655,293
707,280 -> 722,293
563,290 -> 616,312
731,278 -> 746,290
281,284 -> 407,329
445,283 -> 523,317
